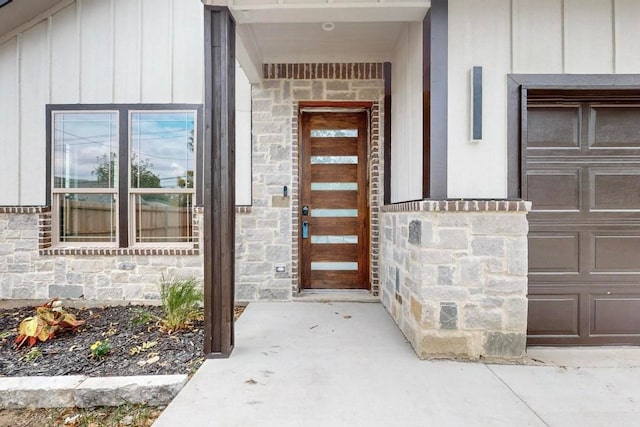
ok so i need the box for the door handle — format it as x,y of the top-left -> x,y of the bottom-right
302,221 -> 309,239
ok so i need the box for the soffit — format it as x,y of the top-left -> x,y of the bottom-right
0,0 -> 63,37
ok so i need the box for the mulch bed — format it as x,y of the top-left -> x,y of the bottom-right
0,304 -> 245,377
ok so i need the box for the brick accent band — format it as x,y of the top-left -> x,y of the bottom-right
6,206 -> 204,255
263,63 -> 384,80
0,206 -> 50,214
381,200 -> 532,213
39,248 -> 199,256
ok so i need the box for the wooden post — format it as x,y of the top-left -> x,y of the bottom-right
203,6 -> 235,358
423,0 -> 448,199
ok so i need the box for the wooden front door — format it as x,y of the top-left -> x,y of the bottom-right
299,111 -> 369,290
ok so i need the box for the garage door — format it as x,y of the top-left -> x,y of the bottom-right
525,90 -> 640,345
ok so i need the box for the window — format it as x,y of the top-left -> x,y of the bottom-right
48,104 -> 202,247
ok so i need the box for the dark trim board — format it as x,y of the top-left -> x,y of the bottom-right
506,74 -> 640,198
203,6 -> 236,358
383,62 -> 392,205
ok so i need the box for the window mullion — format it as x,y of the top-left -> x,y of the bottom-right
118,108 -> 129,248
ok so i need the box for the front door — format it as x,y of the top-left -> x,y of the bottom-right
299,111 -> 369,290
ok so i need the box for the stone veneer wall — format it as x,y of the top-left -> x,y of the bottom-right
235,63 -> 384,301
0,207 -> 203,300
380,200 -> 531,360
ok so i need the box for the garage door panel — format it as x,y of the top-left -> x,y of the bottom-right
526,93 -> 640,346
590,106 -> 640,149
527,294 -> 580,336
591,294 -> 640,335
529,232 -> 580,273
593,234 -> 640,273
527,169 -> 581,211
590,170 -> 640,211
527,106 -> 581,148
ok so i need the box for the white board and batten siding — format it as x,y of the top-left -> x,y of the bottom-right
0,0 -> 205,206
391,22 -> 423,204
447,0 -> 640,199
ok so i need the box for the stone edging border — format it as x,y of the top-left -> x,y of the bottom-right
0,374 -> 187,409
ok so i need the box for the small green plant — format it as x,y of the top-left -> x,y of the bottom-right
90,340 -> 112,359
22,347 -> 43,362
15,298 -> 85,349
131,308 -> 154,326
159,275 -> 203,331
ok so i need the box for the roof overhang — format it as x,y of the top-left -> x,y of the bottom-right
0,0 -> 67,39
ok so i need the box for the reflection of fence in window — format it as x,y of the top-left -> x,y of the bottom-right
60,200 -> 192,243
135,203 -> 192,243
60,199 -> 116,242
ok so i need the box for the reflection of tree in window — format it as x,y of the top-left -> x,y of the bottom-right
93,153 -> 161,189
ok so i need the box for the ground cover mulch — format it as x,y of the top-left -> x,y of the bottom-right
0,304 -> 245,377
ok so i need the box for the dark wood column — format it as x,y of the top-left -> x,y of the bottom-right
203,6 -> 235,358
423,0 -> 448,199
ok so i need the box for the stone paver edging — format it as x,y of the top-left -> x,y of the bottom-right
0,375 -> 187,409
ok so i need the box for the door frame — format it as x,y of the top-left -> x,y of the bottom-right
293,101 -> 379,294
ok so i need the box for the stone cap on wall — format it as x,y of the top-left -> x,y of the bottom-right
380,200 -> 532,213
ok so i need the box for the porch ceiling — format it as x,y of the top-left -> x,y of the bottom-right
249,21 -> 406,63
203,0 -> 430,82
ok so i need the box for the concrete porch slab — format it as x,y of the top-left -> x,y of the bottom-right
154,302 -> 545,426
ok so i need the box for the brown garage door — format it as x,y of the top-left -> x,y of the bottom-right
525,90 -> 640,345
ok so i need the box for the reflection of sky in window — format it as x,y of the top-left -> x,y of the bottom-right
53,112 -> 118,188
130,112 -> 195,189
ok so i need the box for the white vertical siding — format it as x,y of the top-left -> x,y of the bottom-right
512,0 -> 563,73
141,0 -> 172,103
391,22 -> 423,203
113,0 -> 142,103
0,0 -> 204,205
172,0 -> 204,103
564,0 -> 614,73
448,0 -> 640,199
448,0 -> 511,199
614,0 -> 640,73
0,39 -> 19,205
236,64 -> 252,206
80,0 -> 113,102
50,3 -> 79,103
19,22 -> 49,205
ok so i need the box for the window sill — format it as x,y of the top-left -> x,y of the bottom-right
39,247 -> 200,256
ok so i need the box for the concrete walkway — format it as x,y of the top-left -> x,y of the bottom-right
154,302 -> 640,427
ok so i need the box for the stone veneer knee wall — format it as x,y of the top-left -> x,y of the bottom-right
0,207 -> 203,300
380,200 -> 531,360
